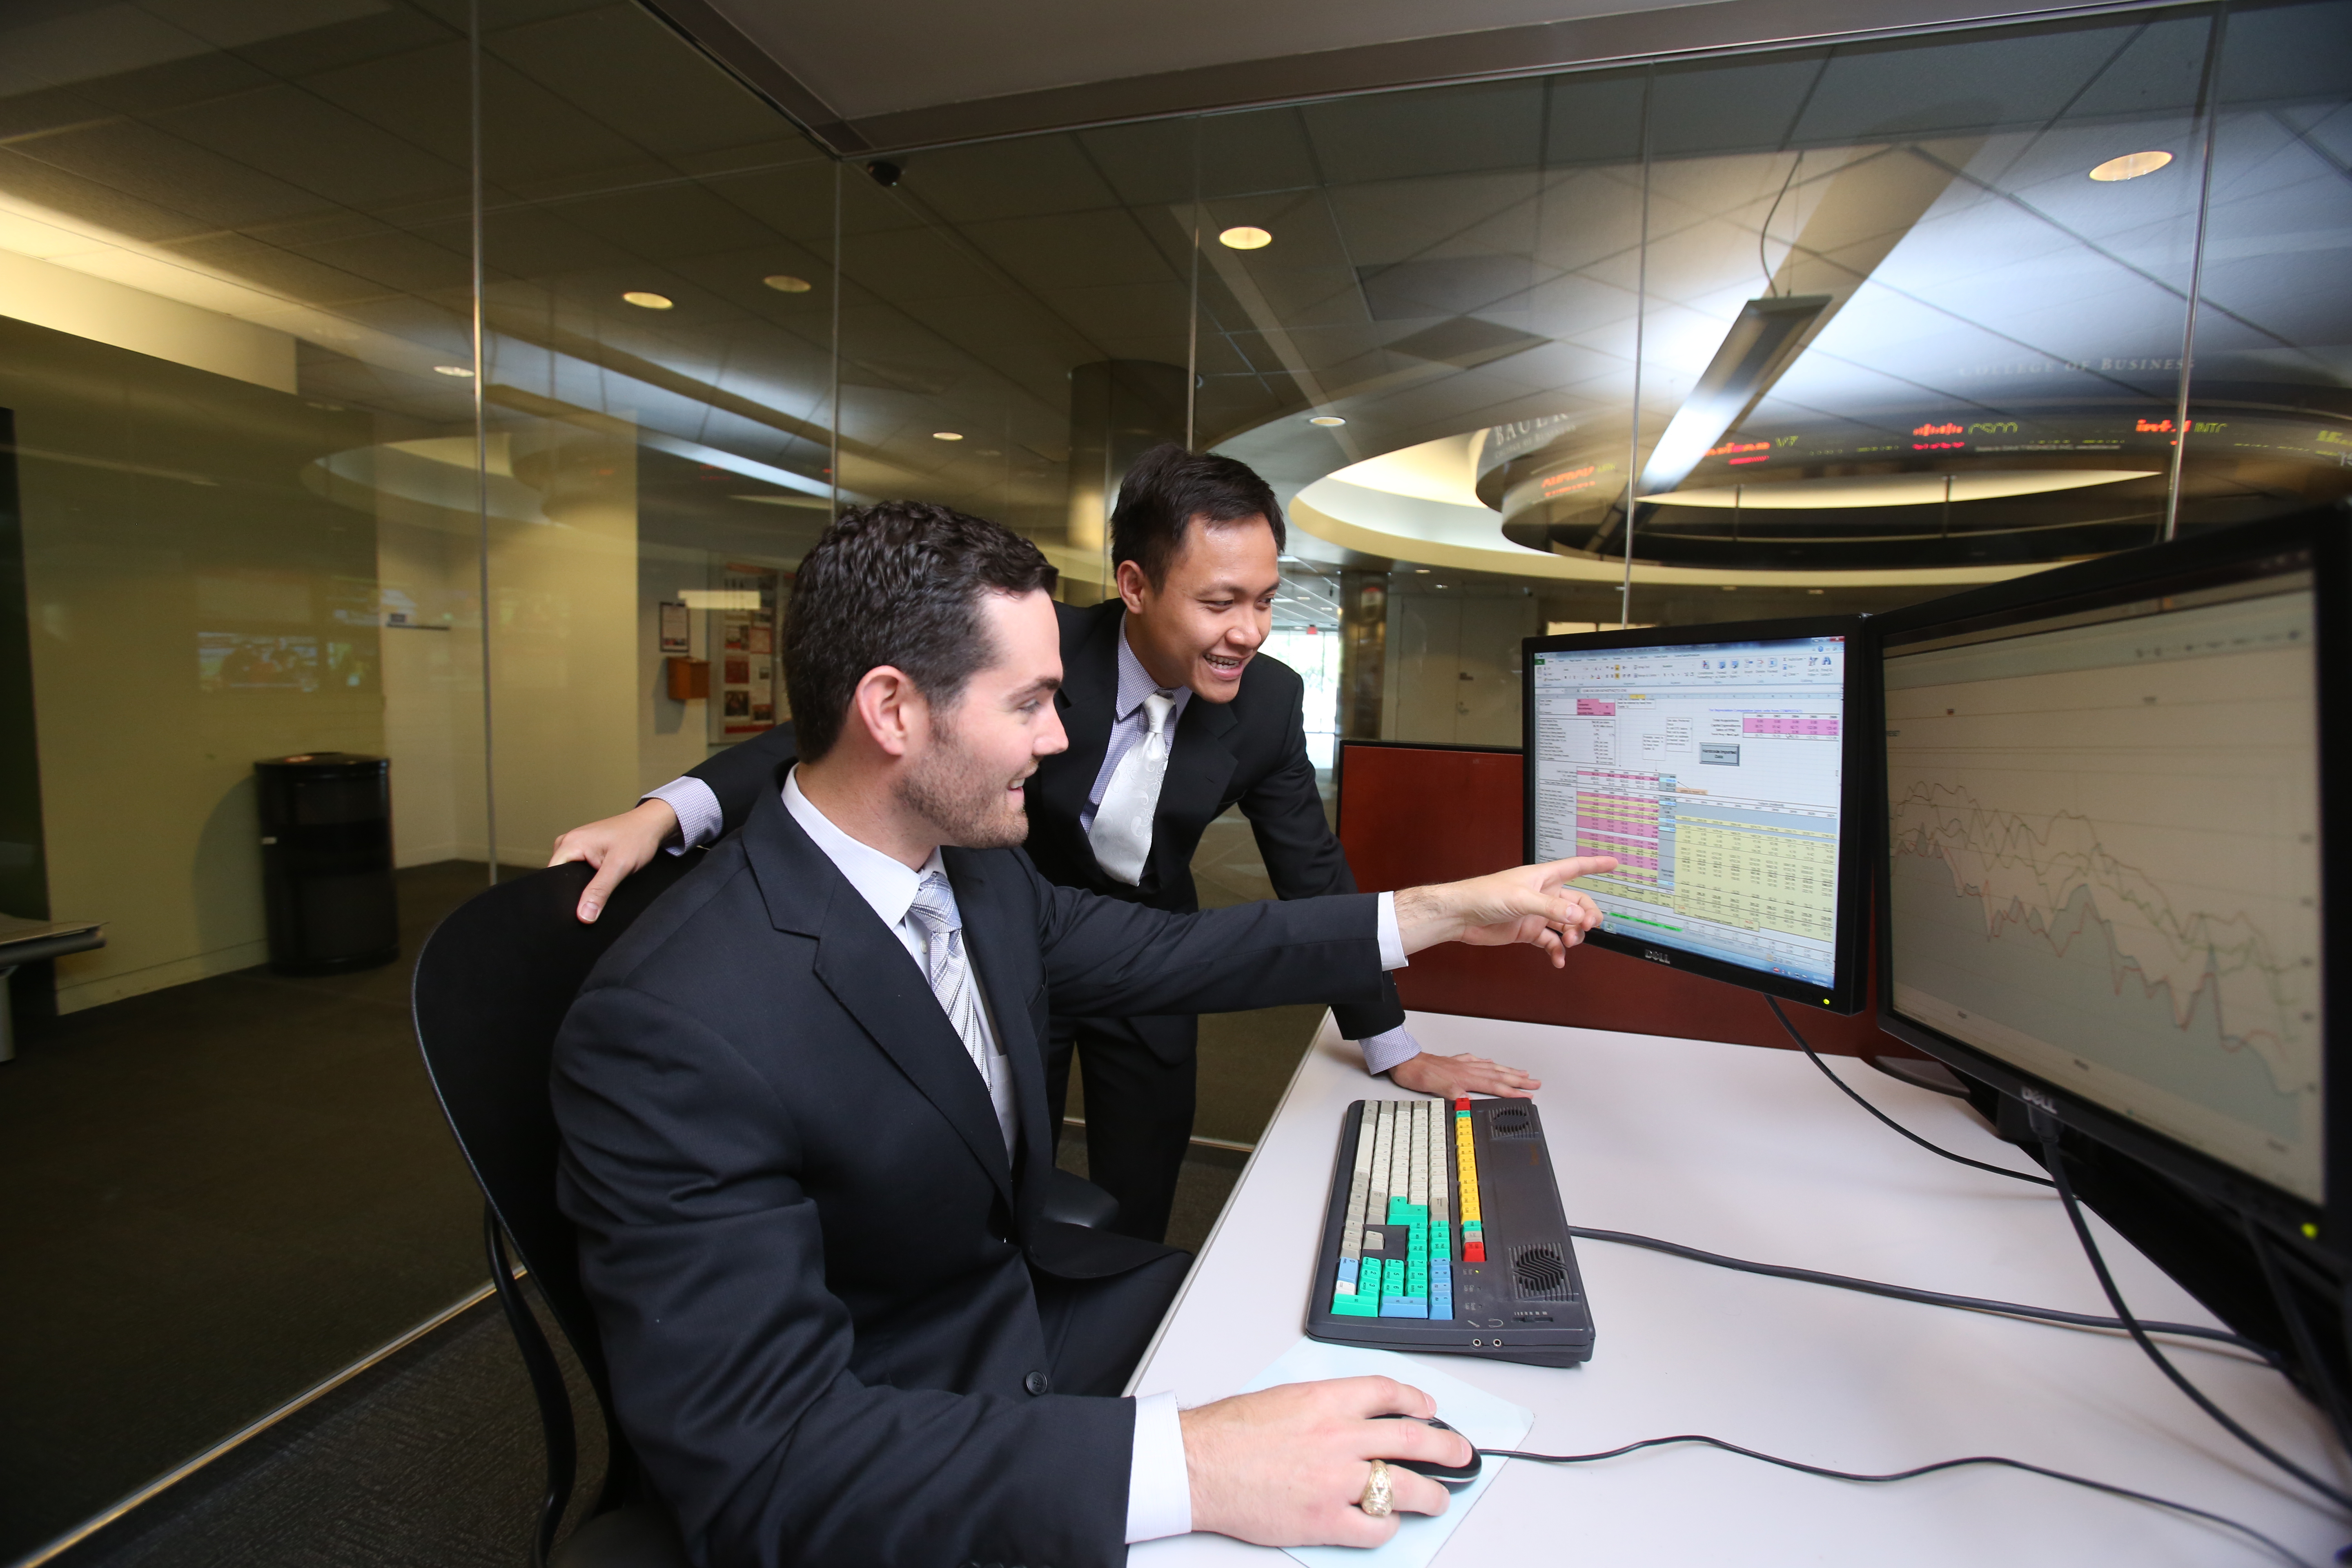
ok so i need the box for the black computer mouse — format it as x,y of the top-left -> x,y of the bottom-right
1369,1413 -> 1483,1485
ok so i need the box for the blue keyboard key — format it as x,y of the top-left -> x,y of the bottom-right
1339,1258 -> 1359,1287
1379,1297 -> 1430,1319
1430,1292 -> 1452,1322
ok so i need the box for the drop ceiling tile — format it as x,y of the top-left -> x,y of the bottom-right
490,3 -> 798,160
1301,78 -> 1544,185
890,136 -> 1118,224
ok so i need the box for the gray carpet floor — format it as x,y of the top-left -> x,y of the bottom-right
48,1288 -> 597,1568
0,863 -> 496,1561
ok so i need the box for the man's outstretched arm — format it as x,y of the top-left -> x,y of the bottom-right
1031,856 -> 1616,1023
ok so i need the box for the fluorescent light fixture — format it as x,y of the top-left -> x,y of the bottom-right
1308,414 -> 1346,427
679,590 -> 763,610
730,493 -> 833,510
763,274 -> 813,293
1219,226 -> 1272,250
2089,151 -> 2172,182
1639,469 -> 2156,509
623,291 -> 674,310
932,431 -> 964,441
432,364 -> 474,377
1636,294 -> 1830,497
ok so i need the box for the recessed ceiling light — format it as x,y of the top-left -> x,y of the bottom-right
432,364 -> 474,377
2089,150 -> 2172,182
1413,568 -> 1430,574
763,274 -> 813,293
623,290 -> 674,310
932,431 -> 963,441
1219,225 -> 1272,250
1308,414 -> 1346,427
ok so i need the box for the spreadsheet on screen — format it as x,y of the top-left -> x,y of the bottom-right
1528,635 -> 1849,991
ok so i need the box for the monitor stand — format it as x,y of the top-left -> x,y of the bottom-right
1867,1054 -> 1968,1098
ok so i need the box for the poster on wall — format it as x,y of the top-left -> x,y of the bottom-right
659,601 -> 690,654
710,561 -> 792,739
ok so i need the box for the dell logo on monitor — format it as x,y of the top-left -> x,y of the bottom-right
1643,949 -> 1673,965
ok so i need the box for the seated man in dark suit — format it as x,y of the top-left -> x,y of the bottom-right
552,500 -> 1613,1567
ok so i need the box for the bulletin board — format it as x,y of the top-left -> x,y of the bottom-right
710,561 -> 791,739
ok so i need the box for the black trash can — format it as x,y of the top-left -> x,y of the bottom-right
256,753 -> 398,974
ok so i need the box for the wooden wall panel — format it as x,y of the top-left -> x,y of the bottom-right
1336,742 -> 1922,1060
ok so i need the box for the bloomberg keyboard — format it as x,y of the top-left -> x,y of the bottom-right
1305,1097 -> 1594,1368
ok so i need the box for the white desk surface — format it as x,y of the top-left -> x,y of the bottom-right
1130,1012 -> 2348,1566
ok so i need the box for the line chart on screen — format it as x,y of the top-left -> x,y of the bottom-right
1882,586 -> 2324,1201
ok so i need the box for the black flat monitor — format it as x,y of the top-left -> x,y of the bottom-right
1522,617 -> 1872,1014
1871,514 -> 2346,1238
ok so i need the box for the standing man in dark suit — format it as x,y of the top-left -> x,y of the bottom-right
552,500 -> 1612,1566
550,445 -> 1537,1243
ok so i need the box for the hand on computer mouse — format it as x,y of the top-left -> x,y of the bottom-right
1369,1412 -> 1483,1485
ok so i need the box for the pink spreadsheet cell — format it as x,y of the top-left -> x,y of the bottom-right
1743,715 -> 1840,737
1576,698 -> 1616,716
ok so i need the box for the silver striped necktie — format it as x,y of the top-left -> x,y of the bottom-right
904,871 -> 1006,1129
1087,690 -> 1176,885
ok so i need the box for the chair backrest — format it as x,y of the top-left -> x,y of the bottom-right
411,851 -> 704,1385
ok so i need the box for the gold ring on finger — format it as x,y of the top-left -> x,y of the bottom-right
1359,1457 -> 1394,1517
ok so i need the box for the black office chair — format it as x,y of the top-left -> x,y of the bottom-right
412,854 -> 1118,1568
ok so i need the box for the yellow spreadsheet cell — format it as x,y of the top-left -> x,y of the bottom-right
1672,820 -> 1835,941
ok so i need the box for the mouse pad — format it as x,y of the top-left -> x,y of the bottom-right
1240,1338 -> 1537,1567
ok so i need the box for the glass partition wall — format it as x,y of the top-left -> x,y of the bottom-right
2,0 -> 2345,1555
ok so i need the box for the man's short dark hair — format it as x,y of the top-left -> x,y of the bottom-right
784,501 -> 1058,762
1109,444 -> 1287,588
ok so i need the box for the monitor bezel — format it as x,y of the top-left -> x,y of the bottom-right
1867,514 -> 2348,1245
1520,614 -> 1873,1016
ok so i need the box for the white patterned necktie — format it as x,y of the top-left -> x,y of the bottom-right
905,871 -> 1008,1144
1088,690 -> 1176,886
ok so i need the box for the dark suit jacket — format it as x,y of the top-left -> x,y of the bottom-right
553,788 -> 1390,1568
688,599 -> 1407,1060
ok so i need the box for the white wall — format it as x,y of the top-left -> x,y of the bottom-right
1382,585 -> 1539,746
488,422 -> 641,866
4,318 -> 384,1013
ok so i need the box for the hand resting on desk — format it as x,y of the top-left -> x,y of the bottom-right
1388,1050 -> 1540,1100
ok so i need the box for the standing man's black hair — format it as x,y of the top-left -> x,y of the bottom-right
1108,444 -> 1287,588
784,500 -> 1057,762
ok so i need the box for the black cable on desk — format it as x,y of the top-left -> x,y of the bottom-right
2030,1105 -> 2352,1516
1767,995 -> 2054,1188
1476,1435 -> 2310,1566
1566,1223 -> 2278,1364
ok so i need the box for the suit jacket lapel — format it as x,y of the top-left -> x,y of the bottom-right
1163,693 -> 1240,834
1037,601 -> 1122,832
744,792 -> 1014,1206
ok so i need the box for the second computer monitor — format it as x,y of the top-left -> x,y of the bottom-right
1523,617 -> 1871,1013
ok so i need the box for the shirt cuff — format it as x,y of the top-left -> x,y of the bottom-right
1375,891 -> 1408,971
1125,1391 -> 1192,1543
1356,1025 -> 1421,1077
643,776 -> 723,853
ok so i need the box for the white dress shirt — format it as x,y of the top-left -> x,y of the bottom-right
773,766 -> 1407,1544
